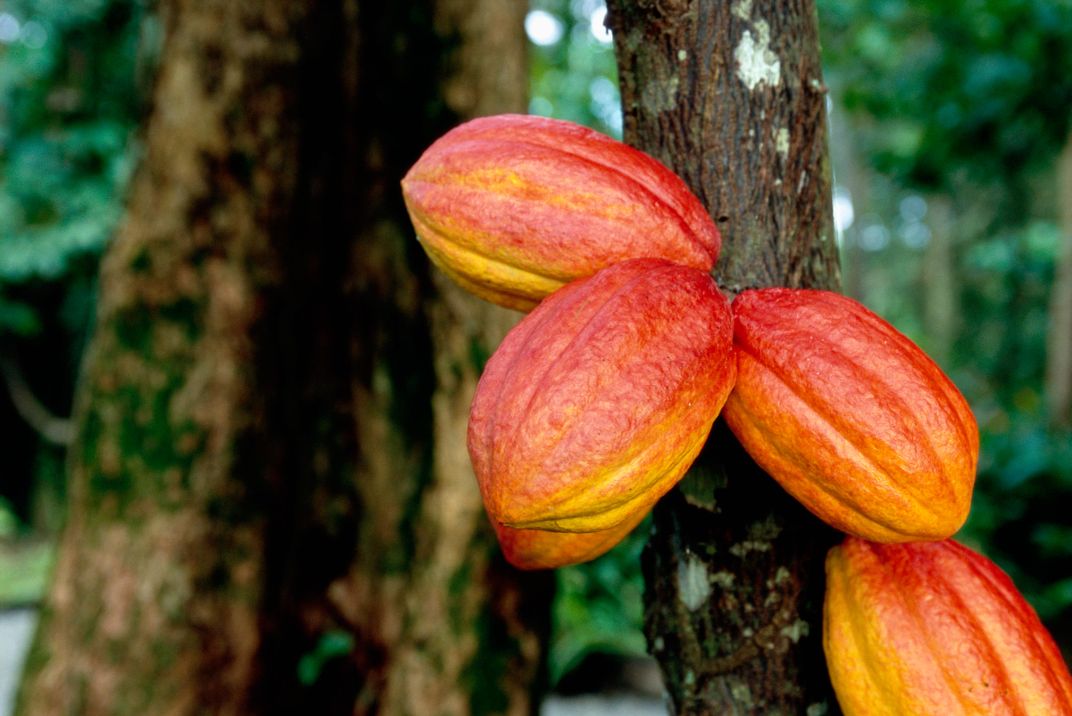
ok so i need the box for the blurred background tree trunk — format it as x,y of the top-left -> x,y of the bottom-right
1047,131 -> 1072,428
606,0 -> 842,712
923,196 -> 958,367
15,1 -> 550,715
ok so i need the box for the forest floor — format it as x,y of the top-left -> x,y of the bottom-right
0,538 -> 49,716
0,609 -> 34,716
541,694 -> 664,715
0,614 -> 665,716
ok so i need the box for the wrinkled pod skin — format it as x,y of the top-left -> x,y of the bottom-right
401,114 -> 720,311
493,507 -> 648,570
469,258 -> 736,533
824,537 -> 1072,715
723,288 -> 978,542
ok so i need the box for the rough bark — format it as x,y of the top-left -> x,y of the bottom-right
319,2 -> 553,713
17,1 -> 548,715
1046,131 -> 1072,428
605,1 -> 842,713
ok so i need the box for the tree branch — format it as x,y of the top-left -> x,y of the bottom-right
0,353 -> 73,446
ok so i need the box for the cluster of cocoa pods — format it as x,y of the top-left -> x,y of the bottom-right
402,114 -> 1072,713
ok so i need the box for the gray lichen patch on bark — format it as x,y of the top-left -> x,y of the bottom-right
641,73 -> 680,114
678,554 -> 713,611
734,20 -> 781,90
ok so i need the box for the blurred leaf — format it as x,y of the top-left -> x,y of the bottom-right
0,294 -> 41,334
549,517 -> 648,684
297,630 -> 355,686
0,0 -> 147,339
0,538 -> 54,605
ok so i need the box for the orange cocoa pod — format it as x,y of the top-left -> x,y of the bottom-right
401,114 -> 720,311
468,258 -> 735,533
824,537 -> 1072,715
723,288 -> 978,542
493,508 -> 647,570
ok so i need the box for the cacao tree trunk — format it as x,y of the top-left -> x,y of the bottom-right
17,1 -> 549,715
606,1 -> 842,712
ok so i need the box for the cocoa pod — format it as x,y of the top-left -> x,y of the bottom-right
723,288 -> 978,542
824,537 -> 1072,715
494,508 -> 647,570
401,114 -> 720,311
469,258 -> 735,533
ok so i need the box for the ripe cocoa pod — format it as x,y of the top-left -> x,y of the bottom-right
494,508 -> 647,570
723,288 -> 978,542
469,258 -> 735,533
824,537 -> 1072,715
401,114 -> 720,311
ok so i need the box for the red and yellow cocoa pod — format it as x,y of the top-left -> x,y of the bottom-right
824,537 -> 1072,716
401,114 -> 720,311
723,288 -> 978,542
493,507 -> 647,570
469,258 -> 735,533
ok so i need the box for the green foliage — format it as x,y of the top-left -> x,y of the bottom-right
820,0 -> 1072,195
527,0 -> 621,138
0,497 -> 18,538
0,0 -> 151,336
960,221 -> 1057,395
0,535 -> 54,605
297,630 -> 355,687
549,518 -> 648,684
